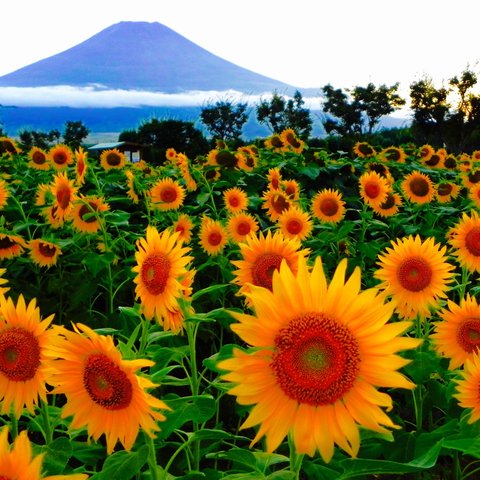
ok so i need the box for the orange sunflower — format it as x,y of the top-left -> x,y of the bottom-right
125,169 -> 140,204
48,144 -> 73,170
219,255 -> 420,461
231,230 -> 310,299
46,323 -> 168,454
100,148 -> 126,170
227,212 -> 259,243
277,206 -> 313,241
132,226 -> 194,329
432,295 -> 480,370
353,141 -> 376,158
282,179 -> 301,200
27,146 -> 50,170
423,152 -> 442,168
70,196 -> 110,233
0,294 -> 56,417
436,182 -> 461,203
418,144 -> 435,162
223,187 -> 249,213
74,147 -> 88,185
359,171 -> 390,207
379,146 -> 407,164
149,178 -> 186,211
375,235 -> 455,319
262,189 -> 293,221
50,172 -> 78,223
454,352 -> 480,423
311,188 -> 346,224
0,233 -> 27,259
28,239 -> 62,267
370,192 -> 403,217
441,154 -> 457,170
0,427 -> 88,479
206,149 -> 239,168
401,171 -> 435,204
0,179 -> 9,210
171,214 -> 194,244
0,268 -> 9,296
468,184 -> 480,208
237,146 -> 258,171
264,133 -> 285,152
0,137 -> 20,156
462,169 -> 480,189
280,128 -> 305,153
267,167 -> 282,190
449,210 -> 480,273
199,217 -> 228,256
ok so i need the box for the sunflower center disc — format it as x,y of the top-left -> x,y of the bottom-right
465,227 -> 480,256
0,327 -> 40,381
251,253 -> 284,290
79,203 -> 98,223
208,232 -> 222,246
83,354 -> 133,410
409,178 -> 429,197
38,242 -> 56,258
320,199 -> 339,217
287,219 -> 302,235
161,187 -> 177,204
271,194 -> 290,216
271,312 -> 360,406
141,253 -> 171,295
365,182 -> 381,199
237,222 -> 251,236
457,318 -> 480,353
106,153 -> 121,166
54,153 -> 67,165
397,256 -> 433,292
56,186 -> 71,209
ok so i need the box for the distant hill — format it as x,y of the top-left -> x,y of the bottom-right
0,21 -> 298,95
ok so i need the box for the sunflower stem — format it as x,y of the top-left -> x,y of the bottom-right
40,399 -> 53,444
9,410 -> 18,440
288,435 -> 304,479
145,432 -> 159,480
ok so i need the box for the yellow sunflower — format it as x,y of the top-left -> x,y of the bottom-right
370,192 -> 403,217
441,154 -> 457,170
454,352 -> 480,423
46,323 -> 168,454
264,134 -> 285,152
199,217 -> 228,256
206,149 -> 239,168
149,178 -> 186,211
267,167 -> 282,190
277,206 -> 313,241
401,170 -> 435,204
0,233 -> 27,259
231,230 -> 310,299
311,188 -> 346,224
165,147 -> 178,163
375,235 -> 455,319
449,210 -> 480,273
0,268 -> 9,296
219,255 -> 420,461
27,146 -> 50,171
353,141 -> 376,158
237,146 -> 258,171
50,172 -> 78,222
223,187 -> 249,213
462,169 -> 480,189
436,182 -> 461,203
0,137 -> 21,156
125,169 -> 140,204
171,214 -> 194,244
227,212 -> 259,243
280,128 -> 305,154
262,189 -> 293,221
0,427 -> 88,479
70,196 -> 110,234
282,179 -> 301,200
35,183 -> 53,207
0,294 -> 56,417
418,144 -> 435,162
379,146 -> 407,164
74,147 -> 88,185
432,295 -> 480,370
100,148 -> 126,170
28,239 -> 62,267
423,153 -> 442,168
359,171 -> 390,207
132,226 -> 194,328
468,184 -> 480,208
48,144 -> 73,170
0,179 -> 9,210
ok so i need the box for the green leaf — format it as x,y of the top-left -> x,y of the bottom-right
38,437 -> 73,475
298,165 -> 321,179
191,284 -> 231,302
105,210 -> 130,226
89,445 -> 149,480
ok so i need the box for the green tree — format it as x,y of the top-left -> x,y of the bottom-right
62,120 -> 90,150
200,99 -> 248,141
18,129 -> 61,150
256,90 -> 312,138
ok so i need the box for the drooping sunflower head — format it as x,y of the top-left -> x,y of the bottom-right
436,181 -> 461,203
311,188 -> 346,224
100,148 -> 126,170
370,191 -> 402,217
359,171 -> 390,207
70,196 -> 110,233
28,239 -> 62,267
379,146 -> 407,164
277,205 -> 313,241
264,133 -> 285,152
171,213 -> 194,244
375,235 -> 455,319
149,178 -> 186,211
219,255 -> 420,460
199,217 -> 228,256
227,212 -> 259,243
262,188 -> 293,221
27,146 -> 50,170
353,141 -> 376,158
223,187 -> 249,213
236,146 -> 258,171
48,144 -> 73,170
0,137 -> 21,156
432,295 -> 480,370
74,146 -> 88,184
280,128 -> 305,153
0,233 -> 27,259
401,170 -> 435,204
449,210 -> 480,273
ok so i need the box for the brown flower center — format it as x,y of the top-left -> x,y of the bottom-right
83,354 -> 132,410
287,219 -> 303,235
457,319 -> 480,353
397,256 -> 433,292
32,151 -> 47,164
465,227 -> 480,257
0,237 -> 15,249
409,177 -> 430,197
141,253 -> 171,295
53,152 -> 68,165
0,327 -> 40,381
271,312 -> 360,405
271,193 -> 290,216
106,152 -> 122,166
79,202 -> 99,223
320,198 -> 339,217
160,186 -> 178,204
38,242 -> 57,258
251,253 -> 284,290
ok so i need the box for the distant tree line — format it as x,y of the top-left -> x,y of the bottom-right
8,67 -> 480,160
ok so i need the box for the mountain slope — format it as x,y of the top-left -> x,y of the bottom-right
0,21 -> 295,94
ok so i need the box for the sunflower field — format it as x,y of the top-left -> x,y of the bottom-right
1,131 -> 480,479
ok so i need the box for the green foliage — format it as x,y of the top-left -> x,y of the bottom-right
62,120 -> 90,149
200,99 -> 249,141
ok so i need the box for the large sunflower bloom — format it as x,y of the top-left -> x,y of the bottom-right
48,144 -> 73,170
454,352 -> 480,423
401,171 -> 435,204
132,226 -> 194,327
28,239 -> 62,268
198,217 -> 228,256
223,187 -> 248,213
432,295 -> 480,370
100,148 -> 126,170
359,171 -> 390,207
449,210 -> 480,273
277,206 -> 313,241
0,294 -> 56,417
219,256 -> 420,461
28,146 -> 50,171
0,427 -> 88,479
311,188 -> 346,224
375,235 -> 455,319
231,230 -> 309,299
47,323 -> 168,454
149,178 -> 186,211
